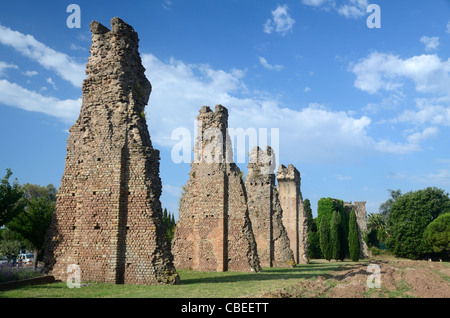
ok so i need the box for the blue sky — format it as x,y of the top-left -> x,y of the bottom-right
0,0 -> 449,218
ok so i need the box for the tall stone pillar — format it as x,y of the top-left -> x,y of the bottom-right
44,18 -> 179,285
245,146 -> 295,267
277,164 -> 309,264
172,105 -> 261,272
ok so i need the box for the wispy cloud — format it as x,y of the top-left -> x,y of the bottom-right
420,36 -> 440,52
0,24 -> 85,87
0,61 -> 18,76
264,4 -> 295,36
258,56 -> 284,71
302,0 -> 369,19
0,79 -> 80,123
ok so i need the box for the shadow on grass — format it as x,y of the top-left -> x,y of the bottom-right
179,261 -> 358,285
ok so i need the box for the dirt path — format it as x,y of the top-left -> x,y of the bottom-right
264,260 -> 450,298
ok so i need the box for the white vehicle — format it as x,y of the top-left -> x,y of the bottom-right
17,253 -> 34,265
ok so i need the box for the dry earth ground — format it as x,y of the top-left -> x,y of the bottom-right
264,259 -> 450,298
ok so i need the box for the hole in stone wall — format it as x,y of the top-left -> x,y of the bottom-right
94,224 -> 100,230
97,158 -> 101,161
93,191 -> 97,195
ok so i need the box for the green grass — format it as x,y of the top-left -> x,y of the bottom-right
0,260 -> 358,298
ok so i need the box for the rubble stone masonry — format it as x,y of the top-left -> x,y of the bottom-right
245,146 -> 295,267
277,164 -> 309,264
172,105 -> 261,272
44,18 -> 179,285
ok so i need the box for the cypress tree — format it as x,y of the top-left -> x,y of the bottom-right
348,210 -> 360,261
330,210 -> 341,261
320,215 -> 332,261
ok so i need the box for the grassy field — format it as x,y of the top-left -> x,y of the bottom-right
0,260 -> 363,298
1,257 -> 449,298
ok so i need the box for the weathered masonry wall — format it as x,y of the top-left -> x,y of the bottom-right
245,146 -> 295,267
344,201 -> 370,259
44,18 -> 179,285
172,105 -> 261,272
276,164 -> 309,264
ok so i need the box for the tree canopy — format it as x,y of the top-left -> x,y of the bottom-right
386,187 -> 450,260
0,169 -> 25,227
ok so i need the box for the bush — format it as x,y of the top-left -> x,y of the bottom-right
0,263 -> 42,283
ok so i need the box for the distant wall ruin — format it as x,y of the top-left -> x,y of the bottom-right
277,164 -> 309,264
245,146 -> 295,267
344,201 -> 370,259
171,105 -> 261,272
44,18 -> 178,285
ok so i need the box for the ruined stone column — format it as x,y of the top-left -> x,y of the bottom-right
277,164 -> 309,264
172,105 -> 261,272
44,18 -> 179,285
245,146 -> 295,267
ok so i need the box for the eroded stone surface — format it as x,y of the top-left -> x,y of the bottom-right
172,105 -> 261,272
44,18 -> 179,285
245,146 -> 295,267
277,164 -> 309,264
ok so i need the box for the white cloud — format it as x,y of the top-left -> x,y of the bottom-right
374,126 -> 438,154
304,86 -> 311,93
337,0 -> 368,19
351,52 -> 450,96
46,77 -> 57,90
0,24 -> 85,87
258,56 -> 284,71
420,36 -> 440,51
396,98 -> 450,127
264,5 -> 295,36
0,61 -> 18,76
0,79 -> 80,123
23,70 -> 38,77
446,21 -> 450,34
139,53 -> 441,162
162,0 -> 172,10
302,0 -> 369,19
302,0 -> 327,6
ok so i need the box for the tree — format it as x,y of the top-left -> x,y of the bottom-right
423,213 -> 450,259
317,197 -> 335,232
0,228 -> 25,262
379,189 -> 402,218
330,210 -> 342,261
0,169 -> 25,227
162,208 -> 176,242
386,187 -> 450,260
308,219 -> 323,259
7,184 -> 55,269
367,213 -> 387,247
348,210 -> 360,261
319,215 -> 332,261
